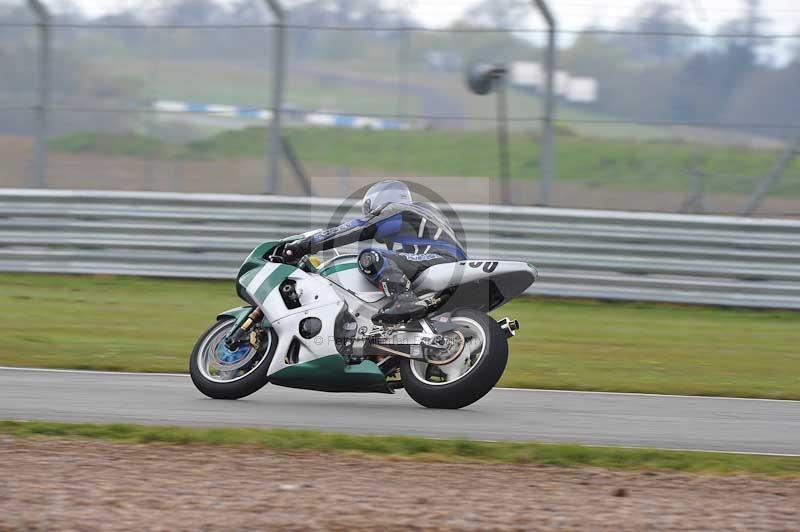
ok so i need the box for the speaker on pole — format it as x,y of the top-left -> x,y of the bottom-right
466,63 -> 506,95
465,63 -> 511,204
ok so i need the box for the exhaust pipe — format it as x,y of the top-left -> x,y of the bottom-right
497,317 -> 520,338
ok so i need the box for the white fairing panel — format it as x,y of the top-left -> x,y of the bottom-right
266,299 -> 345,377
254,267 -> 347,377
412,260 -> 537,312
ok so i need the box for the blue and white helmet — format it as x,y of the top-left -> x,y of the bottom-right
362,180 -> 412,216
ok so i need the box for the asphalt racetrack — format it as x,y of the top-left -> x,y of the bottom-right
2,367 -> 798,456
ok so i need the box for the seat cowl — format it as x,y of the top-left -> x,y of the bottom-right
413,260 -> 536,312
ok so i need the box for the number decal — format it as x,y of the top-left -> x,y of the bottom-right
468,261 -> 483,268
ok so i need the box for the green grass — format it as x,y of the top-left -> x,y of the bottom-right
96,57 -> 653,137
1,273 -> 799,399
0,273 -> 238,373
501,298 -> 800,398
96,58 -> 426,116
50,128 -> 800,196
1,420 -> 798,475
49,132 -> 184,158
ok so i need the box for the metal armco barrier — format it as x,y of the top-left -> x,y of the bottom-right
1,189 -> 800,309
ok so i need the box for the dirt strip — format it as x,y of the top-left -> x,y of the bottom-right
1,437 -> 798,531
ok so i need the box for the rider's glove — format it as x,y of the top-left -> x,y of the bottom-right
283,239 -> 309,263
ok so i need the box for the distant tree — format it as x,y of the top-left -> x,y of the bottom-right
288,0 -> 413,27
715,9 -> 773,62
285,0 -> 415,63
44,0 -> 85,19
162,0 -> 226,25
0,2 -> 35,24
230,0 -> 268,24
88,12 -> 149,50
560,34 -> 627,79
670,53 -> 718,121
724,61 -> 800,137
669,44 -> 755,122
459,0 -> 532,29
715,18 -> 752,49
611,2 -> 700,62
598,61 -> 682,121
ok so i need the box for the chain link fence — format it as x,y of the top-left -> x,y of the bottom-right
1,0 -> 799,216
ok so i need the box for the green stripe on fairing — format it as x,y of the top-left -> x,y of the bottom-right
253,264 -> 296,302
320,262 -> 359,277
238,268 -> 259,287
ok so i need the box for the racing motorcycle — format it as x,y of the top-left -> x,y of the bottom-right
190,231 -> 537,409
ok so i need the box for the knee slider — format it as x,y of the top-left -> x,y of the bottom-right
358,250 -> 384,277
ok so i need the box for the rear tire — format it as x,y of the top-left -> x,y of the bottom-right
401,309 -> 508,409
189,317 -> 276,400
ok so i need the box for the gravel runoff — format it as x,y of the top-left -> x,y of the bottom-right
1,437 -> 799,531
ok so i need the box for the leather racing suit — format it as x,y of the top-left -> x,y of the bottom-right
295,201 -> 466,322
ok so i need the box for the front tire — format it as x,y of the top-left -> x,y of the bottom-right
401,309 -> 508,409
189,317 -> 276,400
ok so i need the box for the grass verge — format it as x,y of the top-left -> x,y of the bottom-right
2,420 -> 799,476
49,128 -> 800,196
1,273 -> 799,399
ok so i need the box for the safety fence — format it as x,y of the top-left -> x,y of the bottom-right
1,189 -> 799,309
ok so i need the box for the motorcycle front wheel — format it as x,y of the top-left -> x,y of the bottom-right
189,317 -> 276,400
400,309 -> 508,409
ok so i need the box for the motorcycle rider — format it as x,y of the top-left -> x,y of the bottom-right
283,180 -> 466,324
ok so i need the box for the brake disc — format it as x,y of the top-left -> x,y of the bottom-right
210,335 -> 260,372
423,331 -> 466,366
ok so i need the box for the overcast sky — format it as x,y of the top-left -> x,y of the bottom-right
61,0 -> 800,33
34,0 -> 800,61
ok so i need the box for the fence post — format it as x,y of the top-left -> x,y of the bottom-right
280,136 -> 314,196
263,0 -> 286,194
27,0 -> 51,189
741,139 -> 800,216
532,0 -> 557,207
496,74 -> 512,205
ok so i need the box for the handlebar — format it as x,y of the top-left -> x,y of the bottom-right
266,242 -> 316,273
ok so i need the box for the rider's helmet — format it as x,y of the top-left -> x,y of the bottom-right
362,180 -> 412,216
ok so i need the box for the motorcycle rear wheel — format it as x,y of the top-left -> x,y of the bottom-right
189,317 -> 276,400
400,309 -> 508,409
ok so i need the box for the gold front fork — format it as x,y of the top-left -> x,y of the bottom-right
224,308 -> 264,349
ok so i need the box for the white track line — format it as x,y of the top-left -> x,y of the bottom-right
615,446 -> 800,458
1,366 -> 799,404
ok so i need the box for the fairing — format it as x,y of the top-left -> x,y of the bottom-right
237,259 -> 389,393
228,241 -> 536,394
413,260 -> 537,313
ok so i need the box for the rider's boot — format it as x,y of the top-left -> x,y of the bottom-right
374,280 -> 427,324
